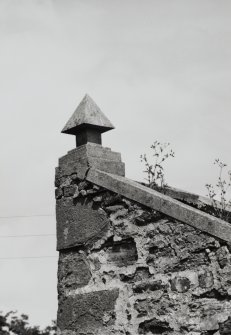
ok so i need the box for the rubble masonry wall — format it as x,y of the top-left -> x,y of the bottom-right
56,171 -> 231,335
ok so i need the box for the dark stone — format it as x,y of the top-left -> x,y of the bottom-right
149,239 -> 169,253
134,210 -> 163,226
199,271 -> 214,289
80,189 -> 87,196
171,277 -> 191,293
138,318 -> 173,334
146,246 -> 177,273
58,252 -> 91,291
120,267 -> 151,282
105,238 -> 138,267
63,185 -> 76,197
173,252 -> 209,272
219,316 -> 231,335
75,128 -> 102,147
132,267 -> 151,281
102,193 -> 122,206
134,299 -> 148,317
58,289 -> 119,334
172,228 -> 217,256
55,188 -> 63,199
56,198 -> 109,250
216,246 -> 230,268
78,181 -> 90,191
196,288 -> 231,301
71,173 -> 78,181
134,295 -> 169,318
133,280 -> 167,294
55,167 -> 61,187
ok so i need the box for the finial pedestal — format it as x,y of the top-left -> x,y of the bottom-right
75,128 -> 102,147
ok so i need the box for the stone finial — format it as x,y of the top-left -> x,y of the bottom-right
61,94 -> 115,147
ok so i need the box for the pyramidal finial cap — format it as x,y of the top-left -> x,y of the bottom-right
61,94 -> 115,135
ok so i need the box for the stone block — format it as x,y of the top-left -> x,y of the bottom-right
67,143 -> 121,161
134,294 -> 164,317
63,185 -> 76,197
55,188 -> 63,199
59,157 -> 89,180
86,168 -> 231,243
58,289 -> 119,334
220,316 -> 231,334
56,198 -> 109,250
198,271 -> 214,289
57,143 -> 125,180
120,267 -> 151,283
138,318 -> 173,334
216,246 -> 230,268
105,238 -> 138,267
55,167 -> 62,187
88,156 -> 125,177
58,252 -> 91,292
133,280 -> 167,294
171,276 -> 191,293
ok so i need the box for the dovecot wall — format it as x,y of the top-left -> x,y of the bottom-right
56,95 -> 231,335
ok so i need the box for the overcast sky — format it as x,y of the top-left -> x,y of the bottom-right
0,0 -> 231,328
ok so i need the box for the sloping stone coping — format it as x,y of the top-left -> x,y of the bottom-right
151,184 -> 231,214
86,168 -> 231,243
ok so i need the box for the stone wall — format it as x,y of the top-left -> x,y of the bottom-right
56,170 -> 231,335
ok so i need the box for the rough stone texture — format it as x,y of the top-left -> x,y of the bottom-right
62,94 -> 114,135
58,289 -> 119,334
150,184 -> 231,224
57,143 -> 125,178
58,251 -> 91,292
56,197 -> 110,250
105,237 -> 138,267
86,168 -> 231,243
56,144 -> 231,335
56,173 -> 231,334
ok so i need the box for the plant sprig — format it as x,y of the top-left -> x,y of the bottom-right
205,158 -> 231,220
140,140 -> 175,188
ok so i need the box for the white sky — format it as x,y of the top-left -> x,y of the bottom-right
0,0 -> 231,328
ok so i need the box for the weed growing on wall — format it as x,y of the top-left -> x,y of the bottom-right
205,158 -> 231,221
140,141 -> 175,188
